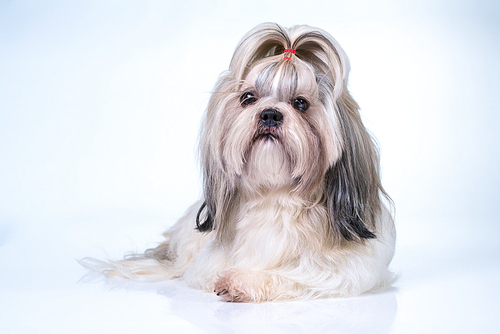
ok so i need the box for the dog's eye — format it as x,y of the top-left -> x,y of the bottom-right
293,98 -> 309,112
240,92 -> 257,107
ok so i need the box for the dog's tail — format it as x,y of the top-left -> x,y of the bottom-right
78,252 -> 178,282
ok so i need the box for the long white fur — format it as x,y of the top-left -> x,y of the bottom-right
81,23 -> 396,302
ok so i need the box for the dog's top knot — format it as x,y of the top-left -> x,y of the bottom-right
283,48 -> 296,61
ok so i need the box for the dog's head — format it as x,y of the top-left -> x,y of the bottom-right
197,23 -> 389,245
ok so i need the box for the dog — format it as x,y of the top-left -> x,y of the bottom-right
81,23 -> 396,302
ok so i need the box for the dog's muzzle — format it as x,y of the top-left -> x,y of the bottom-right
253,108 -> 283,141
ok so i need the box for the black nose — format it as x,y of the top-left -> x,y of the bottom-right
260,108 -> 283,127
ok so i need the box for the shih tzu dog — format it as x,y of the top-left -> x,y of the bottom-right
82,23 -> 396,302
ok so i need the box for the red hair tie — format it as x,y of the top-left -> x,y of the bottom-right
283,48 -> 296,61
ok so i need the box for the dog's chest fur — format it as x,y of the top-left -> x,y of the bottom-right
229,193 -> 326,270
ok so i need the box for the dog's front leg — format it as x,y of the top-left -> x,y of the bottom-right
214,268 -> 298,302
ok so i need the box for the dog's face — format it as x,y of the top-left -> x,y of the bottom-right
220,58 -> 343,194
197,23 -> 386,244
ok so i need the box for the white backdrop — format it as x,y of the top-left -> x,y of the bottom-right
1,0 -> 499,333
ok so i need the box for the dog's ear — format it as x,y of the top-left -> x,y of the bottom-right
324,97 -> 386,243
194,66 -> 241,243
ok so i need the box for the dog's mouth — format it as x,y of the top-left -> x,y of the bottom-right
253,133 -> 278,141
253,124 -> 282,142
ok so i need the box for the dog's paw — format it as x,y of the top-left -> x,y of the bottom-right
214,269 -> 254,302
